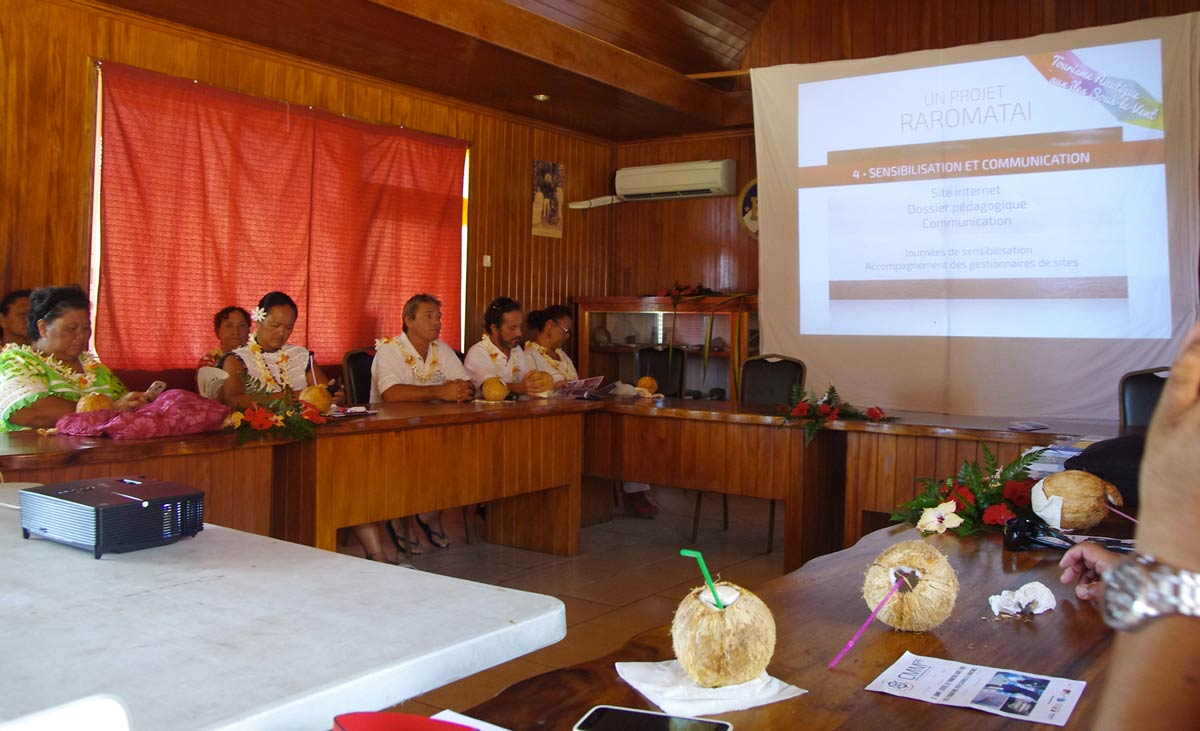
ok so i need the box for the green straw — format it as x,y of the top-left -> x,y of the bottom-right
680,548 -> 724,609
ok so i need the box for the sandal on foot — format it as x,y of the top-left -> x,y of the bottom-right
415,515 -> 450,548
386,520 -> 423,556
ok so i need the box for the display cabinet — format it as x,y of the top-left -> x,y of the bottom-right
573,296 -> 758,402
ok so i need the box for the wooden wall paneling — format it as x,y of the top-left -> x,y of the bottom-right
745,0 -> 1200,68
612,130 -> 757,296
2,0 -> 614,348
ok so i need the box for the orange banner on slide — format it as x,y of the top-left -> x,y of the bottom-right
798,136 -> 1163,188
829,276 -> 1128,301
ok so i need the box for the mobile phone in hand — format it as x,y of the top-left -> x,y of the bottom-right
146,381 -> 167,400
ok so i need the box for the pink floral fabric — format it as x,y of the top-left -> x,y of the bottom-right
55,389 -> 230,439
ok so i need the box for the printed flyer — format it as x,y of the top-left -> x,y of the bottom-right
866,651 -> 1085,725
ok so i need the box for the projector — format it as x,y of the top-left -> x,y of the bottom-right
20,477 -> 205,558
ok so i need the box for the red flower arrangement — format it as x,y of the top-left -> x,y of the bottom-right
225,390 -> 326,443
893,444 -> 1045,536
779,385 -> 893,445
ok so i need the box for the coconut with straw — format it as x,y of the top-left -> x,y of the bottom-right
672,581 -> 776,687
672,549 -> 776,687
861,540 -> 959,632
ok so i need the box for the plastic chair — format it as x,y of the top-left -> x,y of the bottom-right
342,348 -> 375,406
635,346 -> 686,397
1118,366 -> 1169,433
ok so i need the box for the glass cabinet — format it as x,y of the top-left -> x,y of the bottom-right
573,296 -> 758,402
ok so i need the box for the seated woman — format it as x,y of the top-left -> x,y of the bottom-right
198,305 -> 251,368
218,292 -> 333,410
526,304 -> 658,516
524,305 -> 577,385
196,306 -> 251,400
1,289 -> 32,346
219,292 -> 399,562
0,285 -> 150,432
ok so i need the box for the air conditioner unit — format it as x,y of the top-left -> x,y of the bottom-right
615,159 -> 736,201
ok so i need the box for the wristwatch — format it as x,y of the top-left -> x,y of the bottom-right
1099,553 -> 1200,630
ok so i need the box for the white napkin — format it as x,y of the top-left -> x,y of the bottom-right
1031,478 -> 1064,529
989,581 -> 1057,616
615,660 -> 806,717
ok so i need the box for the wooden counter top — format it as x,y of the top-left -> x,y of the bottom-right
603,398 -> 1117,443
0,399 -> 601,471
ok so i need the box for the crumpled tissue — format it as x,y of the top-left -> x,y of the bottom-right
989,581 -> 1057,617
615,659 -> 806,717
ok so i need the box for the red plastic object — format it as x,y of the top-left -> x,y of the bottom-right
333,713 -> 473,731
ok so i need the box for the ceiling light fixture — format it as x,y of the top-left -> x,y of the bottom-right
532,93 -> 550,102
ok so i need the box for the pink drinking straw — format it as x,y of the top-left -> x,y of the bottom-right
828,577 -> 902,670
1107,504 -> 1139,524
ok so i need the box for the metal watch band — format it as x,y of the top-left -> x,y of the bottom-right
1140,553 -> 1200,619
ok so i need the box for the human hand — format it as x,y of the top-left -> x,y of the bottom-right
439,379 -> 474,402
197,352 -> 219,369
326,379 -> 346,406
1138,322 -> 1200,567
524,370 -> 554,394
1059,542 -> 1121,601
113,391 -> 151,412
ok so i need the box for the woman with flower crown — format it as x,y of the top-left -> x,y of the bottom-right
0,285 -> 150,432
219,292 -> 336,410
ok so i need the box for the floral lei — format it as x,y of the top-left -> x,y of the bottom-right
245,333 -> 290,392
526,341 -> 576,381
480,333 -> 521,381
11,344 -> 101,389
377,334 -> 442,384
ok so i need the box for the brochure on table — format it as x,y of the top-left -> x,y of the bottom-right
867,651 -> 1085,726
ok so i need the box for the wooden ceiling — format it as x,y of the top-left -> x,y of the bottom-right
94,0 -> 767,140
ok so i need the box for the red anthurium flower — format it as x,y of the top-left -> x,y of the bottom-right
817,403 -> 832,417
866,406 -> 886,421
1003,479 -> 1035,508
244,404 -> 276,431
983,503 -> 1016,525
791,401 -> 810,417
824,407 -> 839,422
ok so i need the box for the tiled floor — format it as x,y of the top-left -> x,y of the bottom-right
339,487 -> 786,717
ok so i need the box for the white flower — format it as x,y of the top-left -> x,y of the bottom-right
250,306 -> 268,323
916,501 -> 964,534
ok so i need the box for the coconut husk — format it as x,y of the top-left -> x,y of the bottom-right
862,540 -> 959,632
671,581 -> 776,687
1041,470 -> 1123,530
76,393 -> 113,412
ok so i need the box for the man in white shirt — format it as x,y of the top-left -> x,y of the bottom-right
370,293 -> 473,552
371,293 -> 473,403
464,297 -> 552,395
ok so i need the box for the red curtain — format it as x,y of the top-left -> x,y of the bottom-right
98,63 -> 465,371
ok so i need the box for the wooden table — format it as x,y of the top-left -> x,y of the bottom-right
0,485 -> 567,730
272,400 -> 599,554
469,524 -> 1115,729
587,400 -> 845,572
0,428 -> 275,535
587,400 -> 1116,570
0,400 -> 600,558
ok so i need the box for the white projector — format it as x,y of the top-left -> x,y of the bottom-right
19,477 -> 204,558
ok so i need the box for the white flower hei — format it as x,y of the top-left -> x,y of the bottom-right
250,306 -> 268,323
916,501 -> 964,534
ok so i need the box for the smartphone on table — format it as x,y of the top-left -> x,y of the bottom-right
573,705 -> 733,731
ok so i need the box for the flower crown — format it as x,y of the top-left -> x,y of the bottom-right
251,306 -> 268,323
